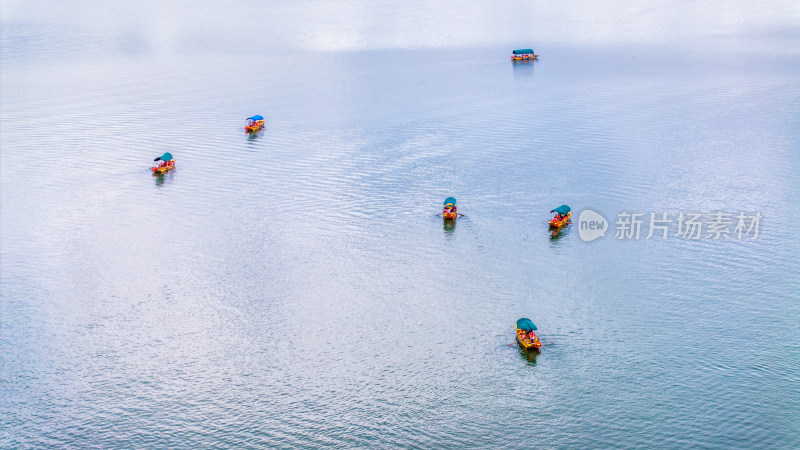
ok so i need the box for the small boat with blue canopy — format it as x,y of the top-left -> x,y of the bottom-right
516,318 -> 541,351
511,49 -> 538,61
152,152 -> 175,174
245,115 -> 265,132
443,197 -> 457,219
548,205 -> 571,230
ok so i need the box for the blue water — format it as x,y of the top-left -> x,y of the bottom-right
2,1 -> 799,447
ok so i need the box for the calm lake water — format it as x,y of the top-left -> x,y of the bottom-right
2,1 -> 799,447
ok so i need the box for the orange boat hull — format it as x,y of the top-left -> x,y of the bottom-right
245,120 -> 265,132
152,162 -> 175,174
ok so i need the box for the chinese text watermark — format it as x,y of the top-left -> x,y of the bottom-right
614,211 -> 761,240
578,209 -> 761,242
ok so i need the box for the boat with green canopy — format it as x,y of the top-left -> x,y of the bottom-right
443,197 -> 457,219
152,152 -> 175,174
511,49 -> 538,60
516,318 -> 541,350
548,205 -> 571,230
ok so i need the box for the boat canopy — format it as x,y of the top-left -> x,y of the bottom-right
516,318 -> 537,331
550,205 -> 571,215
513,49 -> 535,54
154,152 -> 173,162
444,197 -> 457,206
247,115 -> 264,121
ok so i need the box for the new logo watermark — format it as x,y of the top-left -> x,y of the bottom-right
578,209 -> 608,242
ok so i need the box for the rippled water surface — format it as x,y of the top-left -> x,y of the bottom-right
2,1 -> 799,447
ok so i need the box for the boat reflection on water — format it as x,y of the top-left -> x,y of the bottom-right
512,59 -> 536,77
247,128 -> 264,141
549,227 -> 569,241
518,348 -> 539,365
153,171 -> 174,187
443,217 -> 456,234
